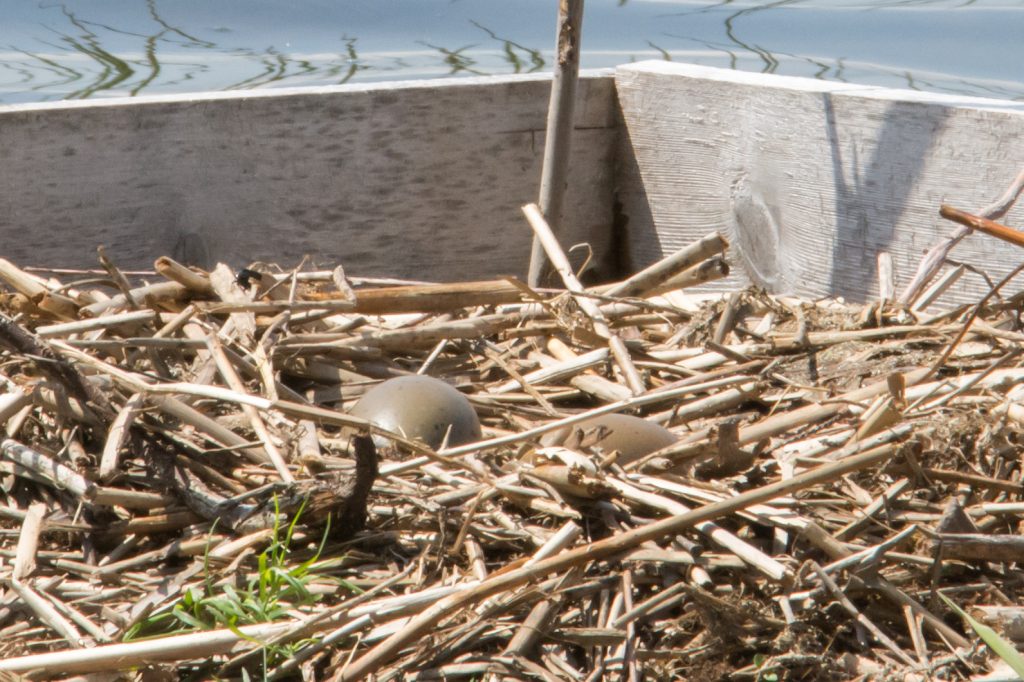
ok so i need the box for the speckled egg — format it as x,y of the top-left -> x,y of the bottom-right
541,413 -> 677,463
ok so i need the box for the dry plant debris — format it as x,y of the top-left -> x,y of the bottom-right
0,192 -> 1022,681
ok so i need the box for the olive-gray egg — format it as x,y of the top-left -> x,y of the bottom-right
541,413 -> 676,463
350,375 -> 481,449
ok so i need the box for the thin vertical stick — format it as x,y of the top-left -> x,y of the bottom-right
527,0 -> 585,287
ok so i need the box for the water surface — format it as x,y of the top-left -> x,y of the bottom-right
2,0 -> 1022,104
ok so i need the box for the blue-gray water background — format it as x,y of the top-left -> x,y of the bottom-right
3,0 -> 1022,105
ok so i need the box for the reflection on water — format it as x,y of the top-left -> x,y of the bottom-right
1,0 -> 1022,104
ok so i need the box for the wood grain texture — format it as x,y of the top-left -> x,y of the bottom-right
0,73 -> 618,281
615,61 -> 1024,304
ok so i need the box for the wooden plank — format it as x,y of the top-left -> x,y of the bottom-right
615,61 -> 1024,304
0,72 -> 618,281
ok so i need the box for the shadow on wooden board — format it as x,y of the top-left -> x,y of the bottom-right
823,95 -> 951,299
615,61 -> 1024,305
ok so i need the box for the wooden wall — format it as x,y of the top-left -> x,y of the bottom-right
5,62 -> 1024,303
615,61 -> 1024,304
0,73 -> 619,281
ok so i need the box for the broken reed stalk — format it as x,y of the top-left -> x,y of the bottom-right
0,621 -> 298,674
338,441 -> 905,680
527,0 -> 585,287
601,232 -> 728,298
523,202 -> 644,394
1,207 -> 1023,680
900,169 -> 1024,304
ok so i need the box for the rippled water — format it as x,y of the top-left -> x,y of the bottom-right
2,0 -> 1022,104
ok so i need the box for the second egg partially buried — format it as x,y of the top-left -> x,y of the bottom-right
350,375 -> 482,449
541,413 -> 677,465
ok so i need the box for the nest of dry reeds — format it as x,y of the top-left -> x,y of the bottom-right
0,187 -> 1023,681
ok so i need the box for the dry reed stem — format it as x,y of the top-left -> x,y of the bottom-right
0,231 -> 1016,680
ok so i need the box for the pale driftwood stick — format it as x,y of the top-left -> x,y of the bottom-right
0,259 -> 78,319
713,291 -> 743,344
641,256 -> 731,298
90,487 -> 177,510
648,380 -> 760,427
342,435 -> 891,682
527,0 -> 584,287
205,336 -> 294,482
911,264 -> 965,312
153,303 -> 196,339
196,300 -> 358,314
36,310 -> 158,338
0,620 -> 297,674
909,462 -> 1019,493
44,588 -> 109,642
504,599 -> 557,658
34,290 -> 79,320
297,419 -> 322,469
856,393 -> 905,440
610,477 -> 791,582
9,579 -> 86,647
0,389 -> 30,427
524,203 -> 644,395
12,502 -> 46,581
546,338 -> 631,402
523,521 -> 582,568
343,280 -> 524,315
334,314 -> 516,351
0,258 -> 51,299
614,569 -> 639,680
904,608 -> 929,667
0,439 -> 95,501
97,245 -> 140,310
602,233 -> 728,298
154,256 -> 213,295
209,263 -> 257,345
770,323 -> 945,352
637,477 -> 804,531
878,252 -> 895,302
99,392 -> 144,482
492,347 -> 608,394
480,341 -> 561,416
976,168 -> 1024,222
79,281 -> 187,317
568,372 -> 632,403
900,169 -> 1024,305
810,563 -> 917,667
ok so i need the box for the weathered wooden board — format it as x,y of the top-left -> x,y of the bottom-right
615,61 -> 1024,304
0,72 -> 618,280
